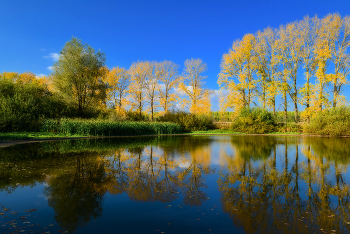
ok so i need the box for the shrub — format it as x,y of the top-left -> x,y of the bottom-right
274,123 -> 303,133
304,106 -> 350,136
156,111 -> 214,132
231,108 -> 275,134
0,78 -> 72,132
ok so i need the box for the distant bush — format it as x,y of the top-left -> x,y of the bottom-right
40,118 -> 183,136
231,108 -> 275,134
156,112 -> 214,132
304,106 -> 350,136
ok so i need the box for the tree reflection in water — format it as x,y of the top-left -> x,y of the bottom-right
1,136 -> 350,233
218,136 -> 350,234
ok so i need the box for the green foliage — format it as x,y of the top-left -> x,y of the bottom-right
40,118 -> 183,136
210,111 -> 236,122
231,108 -> 275,134
304,106 -> 350,136
52,37 -> 107,116
125,111 -> 149,121
0,78 -> 70,132
156,111 -> 214,132
274,123 -> 303,133
274,111 -> 299,123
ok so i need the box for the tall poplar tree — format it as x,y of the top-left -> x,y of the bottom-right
179,58 -> 210,114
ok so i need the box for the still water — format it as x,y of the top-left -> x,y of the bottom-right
1,135 -> 350,234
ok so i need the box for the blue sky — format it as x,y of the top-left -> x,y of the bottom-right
1,0 -> 350,111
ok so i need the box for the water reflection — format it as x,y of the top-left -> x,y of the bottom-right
219,136 -> 350,233
1,136 -> 350,233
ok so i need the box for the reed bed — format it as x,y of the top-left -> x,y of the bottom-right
40,119 -> 183,136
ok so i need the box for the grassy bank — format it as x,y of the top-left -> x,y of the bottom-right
0,132 -> 86,140
0,130 -> 303,141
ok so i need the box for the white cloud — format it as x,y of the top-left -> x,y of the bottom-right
35,74 -> 46,78
47,66 -> 53,71
44,52 -> 60,61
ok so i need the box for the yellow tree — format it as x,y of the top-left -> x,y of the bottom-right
311,15 -> 336,112
328,13 -> 350,107
255,28 -> 281,116
218,34 -> 257,115
144,62 -> 159,121
17,72 -> 36,84
276,24 -> 296,123
179,58 -> 211,114
299,16 -> 320,122
157,61 -> 180,114
284,21 -> 305,122
106,66 -> 130,115
0,72 -> 18,81
128,61 -> 152,117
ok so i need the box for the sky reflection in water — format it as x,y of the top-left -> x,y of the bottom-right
1,135 -> 350,234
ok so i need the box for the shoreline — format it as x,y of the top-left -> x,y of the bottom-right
1,132 -> 348,148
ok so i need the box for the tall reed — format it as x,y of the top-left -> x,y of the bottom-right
40,118 -> 183,136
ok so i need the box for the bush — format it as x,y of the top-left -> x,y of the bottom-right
40,118 -> 183,136
274,122 -> 303,133
304,106 -> 350,136
231,108 -> 275,134
0,78 -> 72,132
156,111 -> 214,132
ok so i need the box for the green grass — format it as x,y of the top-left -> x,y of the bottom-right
189,129 -> 243,134
188,130 -> 303,135
0,132 -> 86,140
268,132 -> 302,135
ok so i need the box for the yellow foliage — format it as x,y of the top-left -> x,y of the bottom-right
179,58 -> 211,114
106,66 -> 130,116
218,34 -> 256,112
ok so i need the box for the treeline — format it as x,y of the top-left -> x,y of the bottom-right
48,37 -> 211,119
1,13 -> 350,135
218,13 -> 350,123
0,37 -> 213,132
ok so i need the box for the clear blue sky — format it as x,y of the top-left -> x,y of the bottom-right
1,0 -> 349,111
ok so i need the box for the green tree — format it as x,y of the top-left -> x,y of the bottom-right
52,37 -> 107,116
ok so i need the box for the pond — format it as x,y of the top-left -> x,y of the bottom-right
1,135 -> 350,234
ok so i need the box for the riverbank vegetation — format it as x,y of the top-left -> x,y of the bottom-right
1,13 -> 350,136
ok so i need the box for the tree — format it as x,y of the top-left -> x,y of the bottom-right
284,21 -> 304,122
106,66 -> 130,115
157,61 -> 180,114
218,34 -> 257,114
276,25 -> 293,124
299,16 -> 319,122
328,14 -> 350,107
51,37 -> 107,116
128,61 -> 152,117
255,28 -> 281,116
145,62 -> 159,121
311,15 -> 335,112
179,58 -> 211,114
